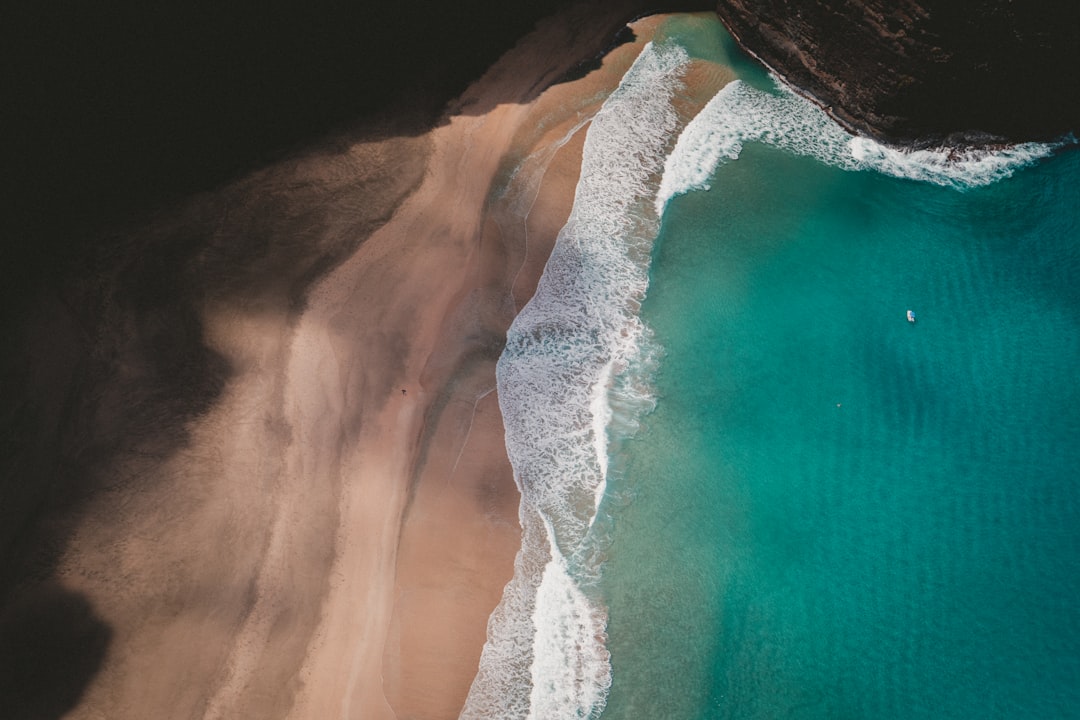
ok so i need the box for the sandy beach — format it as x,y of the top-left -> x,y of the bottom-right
0,4 -> 694,719
8,1 -> 1070,717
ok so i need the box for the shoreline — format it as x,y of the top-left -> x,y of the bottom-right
20,3 -> 688,719
291,12 -> 690,718
466,16 -> 737,715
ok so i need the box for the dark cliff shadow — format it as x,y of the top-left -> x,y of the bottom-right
0,582 -> 111,720
2,0 -> 574,301
1,1 -> 718,300
0,0 -> 589,576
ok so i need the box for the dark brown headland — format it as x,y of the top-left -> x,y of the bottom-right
714,0 -> 1080,147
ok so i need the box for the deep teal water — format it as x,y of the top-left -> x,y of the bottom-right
599,139 -> 1080,717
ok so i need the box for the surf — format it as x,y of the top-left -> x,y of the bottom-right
656,77 -> 1067,215
461,40 -> 690,720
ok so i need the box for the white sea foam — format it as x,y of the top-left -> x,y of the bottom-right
461,41 -> 689,720
588,359 -> 614,525
528,521 -> 612,718
656,78 -> 1063,214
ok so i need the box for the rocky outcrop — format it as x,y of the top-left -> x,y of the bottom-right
714,0 -> 1080,145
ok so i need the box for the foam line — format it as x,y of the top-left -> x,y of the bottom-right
657,78 -> 1066,214
462,41 -> 689,720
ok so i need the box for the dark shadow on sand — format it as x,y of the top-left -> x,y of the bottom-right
3,1 -> 574,303
1,0 -> 574,594
0,582 -> 111,720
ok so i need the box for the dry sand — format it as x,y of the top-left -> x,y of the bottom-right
30,4 -> 685,720
4,6 -> 744,718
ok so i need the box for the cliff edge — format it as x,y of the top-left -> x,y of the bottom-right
714,0 -> 1080,145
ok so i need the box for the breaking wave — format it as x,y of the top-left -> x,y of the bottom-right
461,41 -> 689,720
464,29 -> 1069,720
656,78 -> 1066,213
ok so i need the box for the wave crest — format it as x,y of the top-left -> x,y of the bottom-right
656,79 -> 1065,213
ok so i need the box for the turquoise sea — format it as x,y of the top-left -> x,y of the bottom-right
466,16 -> 1080,719
603,143 -> 1080,718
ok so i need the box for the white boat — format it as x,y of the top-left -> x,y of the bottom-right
907,310 -> 916,323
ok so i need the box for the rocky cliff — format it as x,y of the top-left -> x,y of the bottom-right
714,0 -> 1080,145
